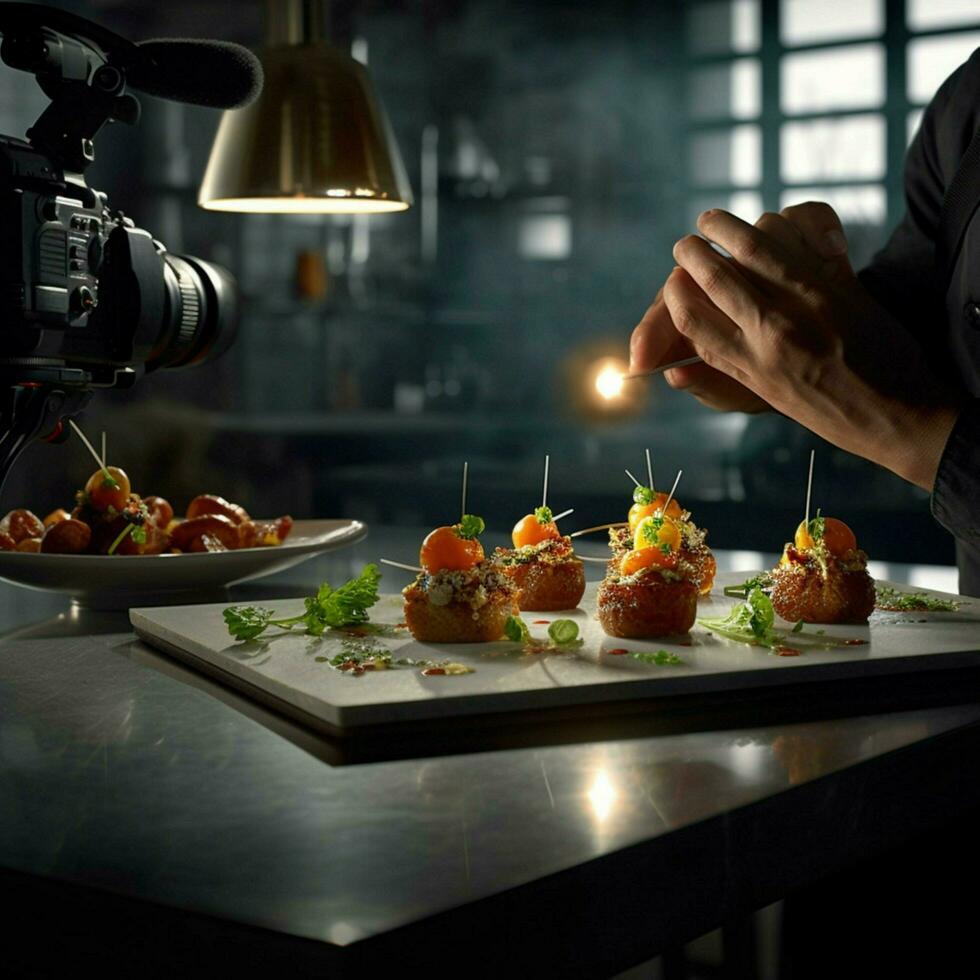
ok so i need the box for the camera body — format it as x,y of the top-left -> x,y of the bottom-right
0,134 -> 237,387
0,3 -> 260,488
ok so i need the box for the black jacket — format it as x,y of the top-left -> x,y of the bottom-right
859,49 -> 980,596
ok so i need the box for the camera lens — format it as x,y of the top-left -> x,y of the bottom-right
148,253 -> 240,371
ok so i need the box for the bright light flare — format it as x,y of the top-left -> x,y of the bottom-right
587,769 -> 618,822
593,360 -> 626,401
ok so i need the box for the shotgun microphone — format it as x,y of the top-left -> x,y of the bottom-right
129,39 -> 263,109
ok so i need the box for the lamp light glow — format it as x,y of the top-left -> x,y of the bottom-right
198,2 -> 413,215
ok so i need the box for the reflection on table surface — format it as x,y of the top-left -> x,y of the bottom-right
0,525 -> 974,948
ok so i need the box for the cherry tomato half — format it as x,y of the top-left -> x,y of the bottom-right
620,546 -> 678,577
420,525 -> 484,573
794,517 -> 857,558
512,513 -> 560,548
84,466 -> 131,513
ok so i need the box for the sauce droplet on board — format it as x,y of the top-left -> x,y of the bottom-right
607,648 -> 629,656
422,667 -> 447,676
775,646 -> 801,657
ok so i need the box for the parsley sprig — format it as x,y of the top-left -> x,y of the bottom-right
224,564 -> 382,641
534,505 -> 554,524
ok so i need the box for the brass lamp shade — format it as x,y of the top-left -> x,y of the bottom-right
198,42 -> 412,213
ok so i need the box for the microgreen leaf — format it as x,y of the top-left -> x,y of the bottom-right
874,586 -> 958,612
504,614 -> 531,642
633,485 -> 655,505
722,573 -> 773,599
456,514 -> 485,540
534,505 -> 554,524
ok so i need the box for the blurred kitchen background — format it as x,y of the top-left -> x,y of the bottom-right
2,0 -> 977,569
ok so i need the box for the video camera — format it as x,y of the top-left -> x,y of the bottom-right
0,3 -> 262,487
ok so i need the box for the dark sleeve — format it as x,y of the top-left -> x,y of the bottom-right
858,51 -> 980,591
855,60 -> 972,343
932,400 -> 980,592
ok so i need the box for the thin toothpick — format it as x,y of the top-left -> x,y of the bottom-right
624,469 -> 642,488
380,558 -> 424,573
101,431 -> 106,468
541,454 -> 550,509
552,507 -> 574,522
68,419 -> 109,474
804,449 -> 815,528
621,355 -> 704,381
578,554 -> 613,563
645,448 -> 654,490
569,522 -> 628,539
662,469 -> 683,515
461,460 -> 469,519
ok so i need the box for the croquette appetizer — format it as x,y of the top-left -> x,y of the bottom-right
597,512 -> 699,638
494,505 -> 585,611
607,483 -> 716,596
403,514 -> 520,642
769,512 -> 875,625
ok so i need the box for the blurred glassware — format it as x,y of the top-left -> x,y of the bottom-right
294,249 -> 329,301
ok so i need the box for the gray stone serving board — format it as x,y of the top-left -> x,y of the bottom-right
130,573 -> 980,735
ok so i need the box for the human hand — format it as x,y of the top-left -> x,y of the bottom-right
629,286 -> 770,414
665,203 -> 961,490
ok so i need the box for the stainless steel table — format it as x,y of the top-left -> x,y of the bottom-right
2,527 -> 979,977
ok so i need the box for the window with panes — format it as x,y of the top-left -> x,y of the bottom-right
686,0 -> 980,266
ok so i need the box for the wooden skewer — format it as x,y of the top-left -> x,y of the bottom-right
804,449 -> 815,529
380,558 -> 423,573
662,469 -> 683,515
624,469 -> 642,488
645,448 -> 654,490
461,460 -> 469,519
621,355 -> 704,381
101,431 -> 107,468
68,419 -> 109,474
578,554 -> 613,563
551,507 -> 574,522
569,522 -> 628,539
541,454 -> 550,509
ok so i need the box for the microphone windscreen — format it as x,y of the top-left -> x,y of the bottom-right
129,39 -> 263,109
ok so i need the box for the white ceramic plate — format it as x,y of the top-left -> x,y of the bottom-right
0,519 -> 367,607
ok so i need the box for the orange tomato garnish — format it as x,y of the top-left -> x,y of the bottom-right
420,525 -> 484,572
794,517 -> 857,558
512,513 -> 560,548
628,493 -> 683,530
620,546 -> 678,576
821,518 -> 857,557
633,515 -> 682,553
84,466 -> 131,512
